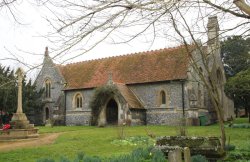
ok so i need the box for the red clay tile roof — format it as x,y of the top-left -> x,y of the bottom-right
115,83 -> 143,109
58,45 -> 190,90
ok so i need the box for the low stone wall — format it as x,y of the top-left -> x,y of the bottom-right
156,136 -> 225,160
65,110 -> 91,126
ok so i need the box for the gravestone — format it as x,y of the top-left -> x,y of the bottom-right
184,147 -> 191,162
168,149 -> 182,162
156,136 -> 225,161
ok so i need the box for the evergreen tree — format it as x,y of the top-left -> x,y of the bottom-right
221,36 -> 250,119
225,68 -> 250,122
22,78 -> 44,123
0,65 -> 16,114
0,65 -> 43,124
221,36 -> 250,77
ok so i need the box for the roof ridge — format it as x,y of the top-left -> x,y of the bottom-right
63,45 -> 186,66
60,44 -> 189,90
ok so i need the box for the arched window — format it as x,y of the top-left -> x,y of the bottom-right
160,91 -> 166,105
74,93 -> 83,109
45,79 -> 51,98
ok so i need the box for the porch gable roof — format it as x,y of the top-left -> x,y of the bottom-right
115,83 -> 144,109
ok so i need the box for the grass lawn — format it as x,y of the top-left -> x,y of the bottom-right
0,118 -> 249,162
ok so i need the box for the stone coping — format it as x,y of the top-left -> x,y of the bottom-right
156,136 -> 225,159
157,136 -> 219,141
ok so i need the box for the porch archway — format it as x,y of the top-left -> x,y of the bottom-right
45,107 -> 49,120
106,99 -> 118,125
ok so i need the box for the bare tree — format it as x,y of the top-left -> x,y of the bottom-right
0,0 -> 17,9
0,0 -> 21,22
0,0 -> 50,79
39,0 -> 250,149
1,0 -> 249,148
40,1 -> 249,60
234,0 -> 250,15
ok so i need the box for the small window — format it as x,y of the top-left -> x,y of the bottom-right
74,93 -> 83,109
160,91 -> 166,105
45,79 -> 51,98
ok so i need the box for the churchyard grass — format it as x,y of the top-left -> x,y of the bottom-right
0,118 -> 249,162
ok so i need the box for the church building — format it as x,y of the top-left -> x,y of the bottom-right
35,16 -> 234,126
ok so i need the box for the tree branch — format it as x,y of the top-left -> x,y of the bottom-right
234,0 -> 250,16
203,0 -> 250,19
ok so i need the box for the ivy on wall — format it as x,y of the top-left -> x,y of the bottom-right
89,84 -> 119,125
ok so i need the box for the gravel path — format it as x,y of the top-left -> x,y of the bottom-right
0,133 -> 61,152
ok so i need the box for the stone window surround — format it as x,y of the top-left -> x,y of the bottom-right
44,78 -> 52,99
155,88 -> 174,108
158,90 -> 169,108
160,90 -> 166,105
72,92 -> 84,110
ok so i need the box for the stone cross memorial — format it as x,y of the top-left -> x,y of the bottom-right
0,67 -> 39,140
10,68 -> 30,128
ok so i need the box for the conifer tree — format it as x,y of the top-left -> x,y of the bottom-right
0,65 -> 43,124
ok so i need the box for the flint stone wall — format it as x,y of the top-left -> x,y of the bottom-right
129,81 -> 188,109
66,110 -> 92,126
146,108 -> 184,125
65,89 -> 93,126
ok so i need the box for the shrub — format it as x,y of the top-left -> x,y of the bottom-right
191,154 -> 208,162
37,158 -> 55,162
82,156 -> 102,162
117,124 -> 126,140
37,147 -> 166,162
108,147 -> 165,162
76,152 -> 84,160
111,136 -> 155,146
60,157 -> 70,162
151,149 -> 166,162
231,124 -> 250,128
224,144 -> 236,151
223,151 -> 250,161
175,118 -> 188,136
